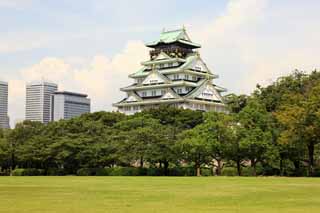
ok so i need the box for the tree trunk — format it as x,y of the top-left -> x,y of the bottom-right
164,161 -> 169,176
293,160 -> 300,176
216,159 -> 222,176
251,159 -> 257,176
196,163 -> 201,177
308,142 -> 314,176
236,160 -> 242,176
279,157 -> 284,176
10,153 -> 15,176
195,154 -> 201,177
140,156 -> 144,168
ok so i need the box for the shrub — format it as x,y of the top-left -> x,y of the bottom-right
12,168 -> 25,176
108,167 -> 146,176
76,167 -> 214,176
312,167 -> 320,177
201,168 -> 212,176
146,168 -> 164,176
260,165 -> 280,176
221,167 -> 238,176
168,167 -> 195,176
241,167 -> 255,176
0,170 -> 9,176
77,168 -> 95,176
96,168 -> 110,176
12,168 -> 44,176
77,167 -> 146,176
46,168 -> 66,176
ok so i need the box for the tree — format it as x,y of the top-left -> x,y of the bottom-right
7,121 -> 44,172
225,94 -> 248,113
199,112 -> 235,175
276,83 -> 320,176
0,129 -> 10,172
177,125 -> 210,176
237,99 -> 273,176
114,114 -> 164,168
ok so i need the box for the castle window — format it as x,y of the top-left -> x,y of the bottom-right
151,90 -> 157,96
142,91 -> 147,97
177,88 -> 182,94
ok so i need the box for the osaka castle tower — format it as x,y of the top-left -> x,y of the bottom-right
113,27 -> 228,114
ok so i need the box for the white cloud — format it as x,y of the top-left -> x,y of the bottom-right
7,40 -> 148,125
190,0 -> 320,93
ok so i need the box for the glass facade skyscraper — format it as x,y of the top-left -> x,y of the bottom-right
0,81 -> 9,128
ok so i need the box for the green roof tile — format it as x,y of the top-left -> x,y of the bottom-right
146,28 -> 201,48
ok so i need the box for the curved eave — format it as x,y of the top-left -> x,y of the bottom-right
120,80 -> 199,91
185,99 -> 226,106
145,40 -> 201,49
178,39 -> 201,48
113,98 -> 184,107
141,58 -> 186,66
215,87 -> 227,92
129,68 -> 218,79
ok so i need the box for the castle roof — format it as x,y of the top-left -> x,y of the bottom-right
146,28 -> 201,48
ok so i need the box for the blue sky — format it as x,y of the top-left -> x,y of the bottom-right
0,0 -> 320,125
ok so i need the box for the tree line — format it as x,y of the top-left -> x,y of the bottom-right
0,70 -> 320,176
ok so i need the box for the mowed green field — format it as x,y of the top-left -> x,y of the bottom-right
0,177 -> 319,213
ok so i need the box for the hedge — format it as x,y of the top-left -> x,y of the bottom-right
12,168 -> 44,176
76,167 -> 211,176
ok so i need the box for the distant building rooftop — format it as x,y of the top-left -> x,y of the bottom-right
0,81 -> 8,85
26,80 -> 58,87
53,91 -> 88,98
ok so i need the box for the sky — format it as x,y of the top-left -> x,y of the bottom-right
0,0 -> 320,126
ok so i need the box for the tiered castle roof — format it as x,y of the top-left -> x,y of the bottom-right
114,28 -> 227,113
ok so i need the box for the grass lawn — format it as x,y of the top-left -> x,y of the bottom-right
0,177 -> 319,213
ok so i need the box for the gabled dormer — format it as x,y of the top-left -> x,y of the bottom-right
186,80 -> 223,102
141,69 -> 170,85
124,92 -> 142,103
161,88 -> 181,100
182,54 -> 211,73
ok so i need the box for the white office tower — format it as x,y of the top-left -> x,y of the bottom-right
26,81 -> 58,124
51,91 -> 90,121
0,81 -> 9,128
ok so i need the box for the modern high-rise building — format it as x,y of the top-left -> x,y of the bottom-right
113,28 -> 228,114
50,91 -> 90,121
0,81 -> 9,128
25,81 -> 58,124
